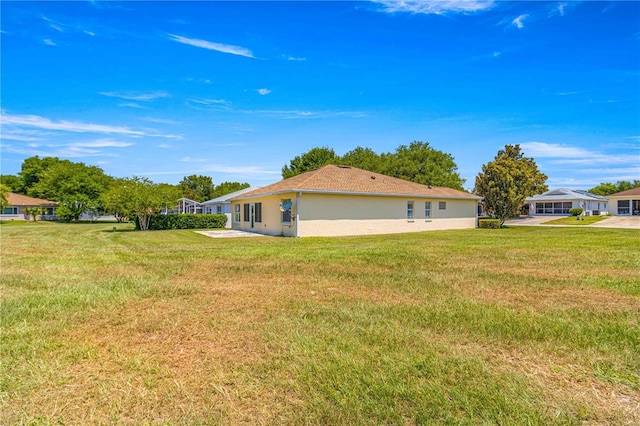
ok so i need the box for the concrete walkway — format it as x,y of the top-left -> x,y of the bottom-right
196,230 -> 268,238
504,216 -> 640,229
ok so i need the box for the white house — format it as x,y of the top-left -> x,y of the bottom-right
608,187 -> 640,216
1,192 -> 57,220
200,186 -> 260,228
525,188 -> 609,216
230,164 -> 481,237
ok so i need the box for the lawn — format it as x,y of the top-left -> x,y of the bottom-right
1,221 -> 639,425
543,215 -> 609,225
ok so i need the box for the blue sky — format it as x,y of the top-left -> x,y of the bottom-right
1,1 -> 639,191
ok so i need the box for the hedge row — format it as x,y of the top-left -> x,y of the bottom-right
136,214 -> 227,230
478,219 -> 501,229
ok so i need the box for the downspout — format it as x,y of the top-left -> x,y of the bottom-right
295,192 -> 301,237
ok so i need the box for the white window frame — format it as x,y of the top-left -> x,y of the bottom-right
407,201 -> 414,221
234,204 -> 241,222
424,201 -> 431,219
439,201 -> 447,210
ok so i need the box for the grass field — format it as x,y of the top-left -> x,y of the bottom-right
1,221 -> 639,425
543,215 -> 609,225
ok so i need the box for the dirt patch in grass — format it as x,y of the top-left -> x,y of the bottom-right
466,285 -> 640,314
452,340 -> 640,424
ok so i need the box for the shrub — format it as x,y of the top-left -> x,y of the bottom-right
478,219 -> 501,229
135,214 -> 227,230
569,208 -> 583,216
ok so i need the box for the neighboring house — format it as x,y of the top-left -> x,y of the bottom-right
1,192 -> 58,220
608,187 -> 640,216
525,188 -> 609,216
200,186 -> 260,228
174,198 -> 203,214
230,164 -> 481,237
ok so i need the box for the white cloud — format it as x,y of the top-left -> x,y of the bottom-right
1,111 -> 180,139
372,0 -> 495,15
1,112 -> 145,136
42,39 -> 56,46
512,14 -> 528,29
520,141 -> 640,165
167,33 -> 255,58
69,139 -> 134,148
258,88 -> 271,96
99,91 -> 170,101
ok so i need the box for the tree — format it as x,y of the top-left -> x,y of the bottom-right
23,206 -> 45,222
211,181 -> 250,199
282,147 -> 339,179
383,141 -> 465,190
339,147 -> 384,173
101,177 -> 181,230
178,175 -> 215,202
19,156 -> 63,190
589,180 -> 640,196
0,175 -> 25,194
27,160 -> 112,221
474,144 -> 548,226
0,183 -> 10,210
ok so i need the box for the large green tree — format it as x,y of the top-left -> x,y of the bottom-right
282,147 -> 339,179
19,156 -> 63,190
0,175 -> 25,194
27,160 -> 112,221
589,180 -> 640,196
474,144 -> 548,226
101,177 -> 181,230
0,183 -> 10,210
179,175 -> 215,202
383,141 -> 465,190
211,181 -> 250,199
339,147 -> 384,173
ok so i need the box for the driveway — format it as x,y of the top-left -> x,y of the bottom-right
504,216 -> 640,229
196,230 -> 268,238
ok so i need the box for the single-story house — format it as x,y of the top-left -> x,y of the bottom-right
230,164 -> 481,237
525,188 -> 609,216
1,192 -> 58,220
608,187 -> 640,216
200,186 -> 260,228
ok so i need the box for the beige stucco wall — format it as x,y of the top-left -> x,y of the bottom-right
609,196 -> 640,216
233,192 -> 478,237
231,193 -> 297,237
297,193 -> 477,237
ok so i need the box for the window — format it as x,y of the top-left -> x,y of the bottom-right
234,204 -> 241,222
255,203 -> 262,223
407,201 -> 414,220
439,201 -> 447,210
2,207 -> 17,215
535,202 -> 572,214
424,201 -> 431,218
618,200 -> 630,215
281,199 -> 292,223
216,205 -> 222,214
243,203 -> 250,222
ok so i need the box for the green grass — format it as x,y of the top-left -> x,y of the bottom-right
543,215 -> 609,225
1,221 -> 639,424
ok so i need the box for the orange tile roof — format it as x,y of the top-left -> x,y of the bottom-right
232,165 -> 480,200
609,187 -> 640,197
6,192 -> 58,206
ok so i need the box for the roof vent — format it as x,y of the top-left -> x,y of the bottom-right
371,176 -> 376,179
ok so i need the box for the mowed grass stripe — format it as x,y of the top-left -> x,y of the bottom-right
1,221 -> 638,424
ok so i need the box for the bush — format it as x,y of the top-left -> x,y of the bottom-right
136,214 -> 227,230
478,219 -> 501,229
569,208 -> 583,216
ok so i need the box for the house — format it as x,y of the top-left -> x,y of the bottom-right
230,164 -> 481,237
608,187 -> 640,216
525,188 -> 608,216
200,186 -> 260,228
1,192 -> 58,220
